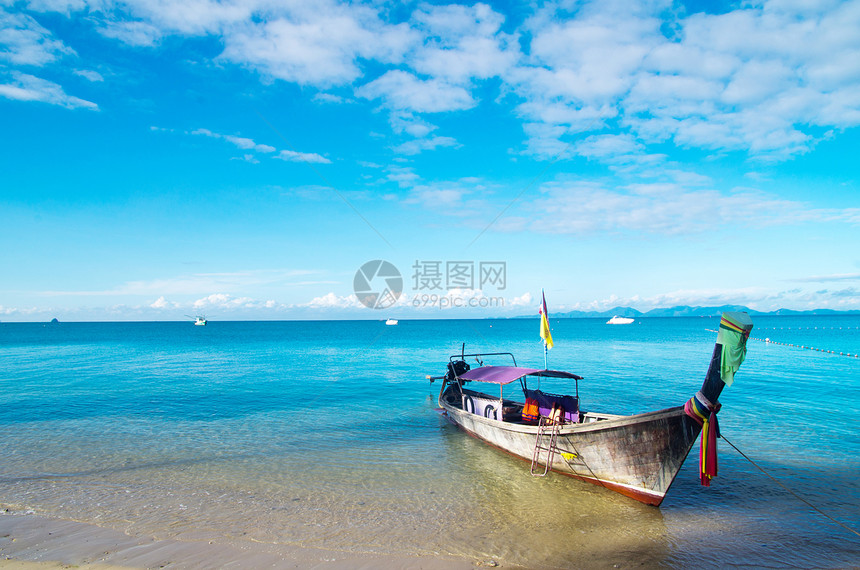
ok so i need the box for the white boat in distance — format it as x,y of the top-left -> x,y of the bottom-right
385,318 -> 398,325
607,315 -> 634,324
193,316 -> 207,326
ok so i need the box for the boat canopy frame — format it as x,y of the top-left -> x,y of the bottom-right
449,351 -> 518,367
447,351 -> 582,401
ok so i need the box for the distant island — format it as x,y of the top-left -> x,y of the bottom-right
518,305 -> 860,319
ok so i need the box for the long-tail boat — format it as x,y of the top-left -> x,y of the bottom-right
428,312 -> 753,506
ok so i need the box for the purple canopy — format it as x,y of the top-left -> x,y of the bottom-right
457,365 -> 582,384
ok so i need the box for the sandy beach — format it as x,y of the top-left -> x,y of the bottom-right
0,511 -> 486,570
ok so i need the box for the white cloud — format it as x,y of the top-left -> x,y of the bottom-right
18,0 -> 415,87
721,59 -> 795,106
149,295 -> 177,309
30,269 -> 324,298
0,72 -> 98,109
407,186 -> 470,209
521,180 -> 842,236
514,97 -> 613,134
74,69 -> 104,82
302,292 -> 362,309
402,178 -> 493,216
276,149 -> 331,164
393,135 -> 459,156
511,0 -> 860,163
23,0 -> 88,14
0,8 -> 74,65
185,128 -> 332,163
218,2 -> 414,87
0,305 -> 21,316
574,134 -> 645,162
223,134 -> 275,153
508,292 -> 533,307
389,111 -> 436,137
97,19 -> 162,47
523,5 -> 659,104
192,292 -> 280,310
189,128 -> 277,154
357,70 -> 475,113
409,3 -> 519,84
313,92 -> 349,104
193,293 -> 229,308
386,166 -> 419,187
121,0 -> 251,36
518,121 -> 576,159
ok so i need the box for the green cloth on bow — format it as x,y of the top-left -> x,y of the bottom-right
716,312 -> 754,387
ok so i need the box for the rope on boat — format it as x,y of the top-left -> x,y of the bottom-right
559,439 -> 608,492
721,434 -> 860,539
705,329 -> 859,358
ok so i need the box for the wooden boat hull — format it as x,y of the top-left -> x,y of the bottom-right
440,400 -> 702,506
434,312 -> 753,505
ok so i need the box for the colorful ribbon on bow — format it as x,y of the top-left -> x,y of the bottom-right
684,392 -> 721,486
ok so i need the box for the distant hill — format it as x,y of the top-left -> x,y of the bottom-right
517,305 -> 860,318
640,305 -> 756,318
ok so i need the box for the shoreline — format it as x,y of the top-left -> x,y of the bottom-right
0,512 -> 488,569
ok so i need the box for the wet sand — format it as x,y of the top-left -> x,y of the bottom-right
0,512 -> 488,570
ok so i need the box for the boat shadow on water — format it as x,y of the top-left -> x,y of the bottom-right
434,423 -> 674,568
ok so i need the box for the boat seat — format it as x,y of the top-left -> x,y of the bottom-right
524,389 -> 579,423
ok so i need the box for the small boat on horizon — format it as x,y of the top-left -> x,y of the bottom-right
385,318 -> 398,325
428,312 -> 753,506
606,315 -> 634,324
193,316 -> 207,326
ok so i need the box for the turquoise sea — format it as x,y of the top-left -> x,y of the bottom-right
1,316 -> 858,568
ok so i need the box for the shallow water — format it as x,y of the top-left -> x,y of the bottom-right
1,317 -> 858,568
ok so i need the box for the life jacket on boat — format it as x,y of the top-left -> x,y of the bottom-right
522,397 -> 539,424
547,403 -> 564,425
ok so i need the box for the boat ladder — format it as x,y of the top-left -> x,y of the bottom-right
530,418 -> 561,477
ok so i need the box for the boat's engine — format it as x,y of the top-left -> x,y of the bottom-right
445,359 -> 470,381
440,359 -> 470,403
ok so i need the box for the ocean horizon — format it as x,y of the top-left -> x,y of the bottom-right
2,315 -> 858,568
6,304 -> 860,325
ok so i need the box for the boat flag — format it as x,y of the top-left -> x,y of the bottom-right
539,289 -> 553,350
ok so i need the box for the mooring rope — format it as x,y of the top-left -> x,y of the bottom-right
721,434 -> 860,538
560,438 -> 608,492
705,329 -> 859,358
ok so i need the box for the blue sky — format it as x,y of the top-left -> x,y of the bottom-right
1,0 -> 858,321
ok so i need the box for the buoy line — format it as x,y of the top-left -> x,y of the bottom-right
755,326 -> 860,330
705,329 -> 859,358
